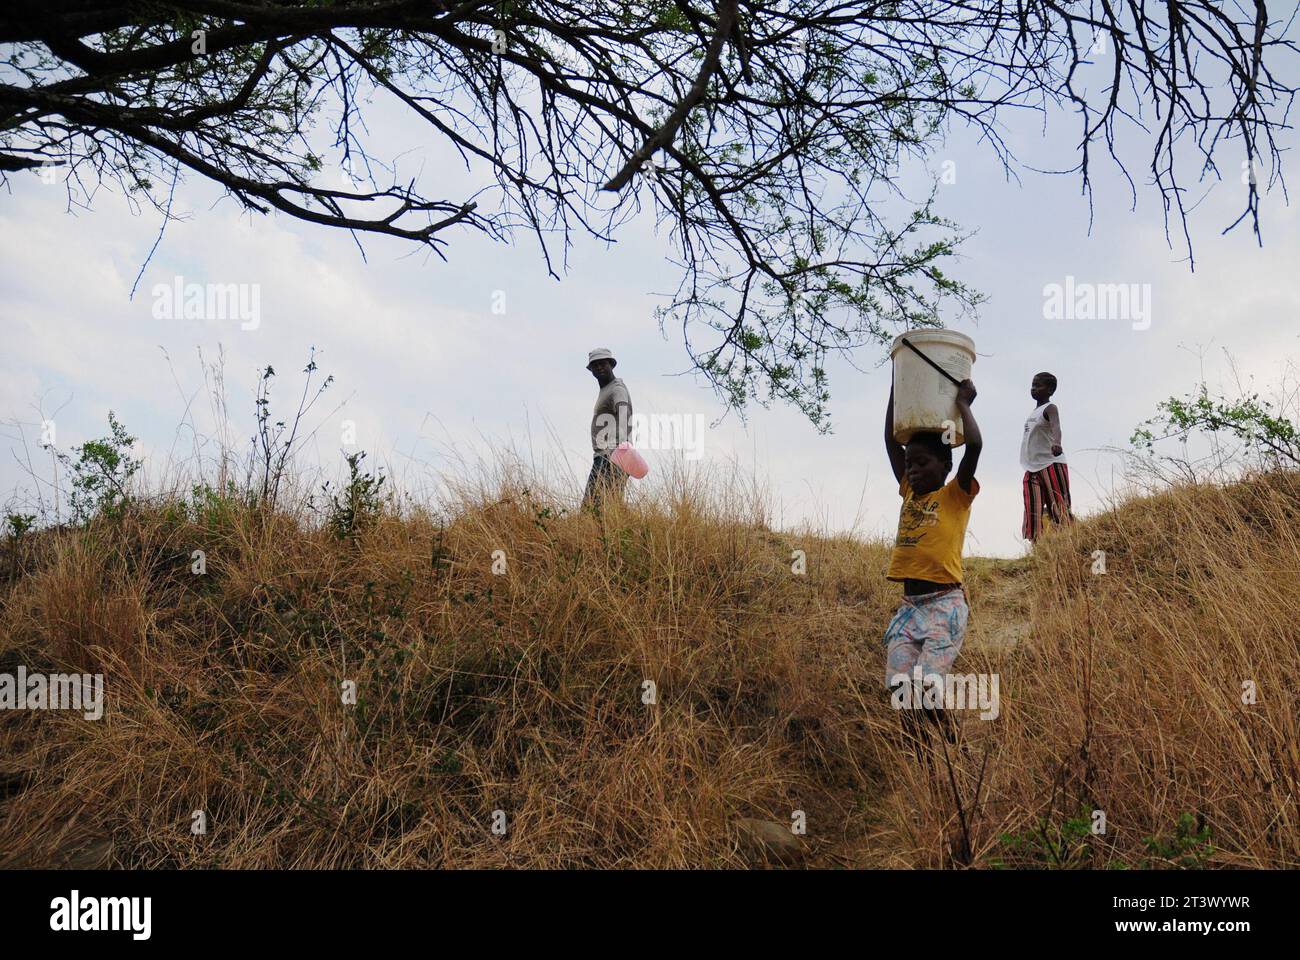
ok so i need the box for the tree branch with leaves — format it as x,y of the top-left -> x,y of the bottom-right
3,1 -> 1295,426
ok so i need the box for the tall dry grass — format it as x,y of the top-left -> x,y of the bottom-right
994,474 -> 1300,868
0,465 -> 1296,868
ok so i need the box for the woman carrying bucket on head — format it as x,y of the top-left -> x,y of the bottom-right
881,330 -> 982,742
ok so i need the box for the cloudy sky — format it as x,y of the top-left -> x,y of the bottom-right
3,54 -> 1297,558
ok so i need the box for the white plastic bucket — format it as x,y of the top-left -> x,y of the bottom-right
889,329 -> 976,446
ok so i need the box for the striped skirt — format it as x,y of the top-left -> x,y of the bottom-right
1022,463 -> 1072,541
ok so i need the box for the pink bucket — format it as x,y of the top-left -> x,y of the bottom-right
610,441 -> 649,479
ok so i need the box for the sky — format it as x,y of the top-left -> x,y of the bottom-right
3,44 -> 1298,558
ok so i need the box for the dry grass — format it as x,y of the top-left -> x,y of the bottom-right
0,466 -> 1296,868
999,473 -> 1300,868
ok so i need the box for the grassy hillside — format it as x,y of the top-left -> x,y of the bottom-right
0,469 -> 1296,868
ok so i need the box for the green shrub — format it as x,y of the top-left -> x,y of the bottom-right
991,805 -> 1098,869
1142,812 -> 1214,868
59,412 -> 142,522
323,452 -> 386,541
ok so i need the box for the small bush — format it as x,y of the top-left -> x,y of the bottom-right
322,452 -> 386,541
58,411 -> 142,522
1142,813 -> 1215,869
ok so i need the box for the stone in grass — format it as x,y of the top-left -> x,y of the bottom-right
735,817 -> 805,867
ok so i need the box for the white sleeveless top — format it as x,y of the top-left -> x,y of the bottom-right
1020,403 -> 1067,472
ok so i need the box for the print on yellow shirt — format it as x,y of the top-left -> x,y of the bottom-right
886,476 -> 979,584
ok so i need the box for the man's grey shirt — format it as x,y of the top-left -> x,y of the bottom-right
591,377 -> 632,454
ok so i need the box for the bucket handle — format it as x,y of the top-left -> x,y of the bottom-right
898,336 -> 962,387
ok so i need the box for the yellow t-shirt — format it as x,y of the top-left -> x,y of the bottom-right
886,476 -> 979,584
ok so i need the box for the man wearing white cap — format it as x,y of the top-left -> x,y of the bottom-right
583,347 -> 633,509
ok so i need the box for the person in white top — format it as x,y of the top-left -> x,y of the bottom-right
1020,372 -> 1072,541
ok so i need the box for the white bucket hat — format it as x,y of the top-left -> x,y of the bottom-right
586,347 -> 617,369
